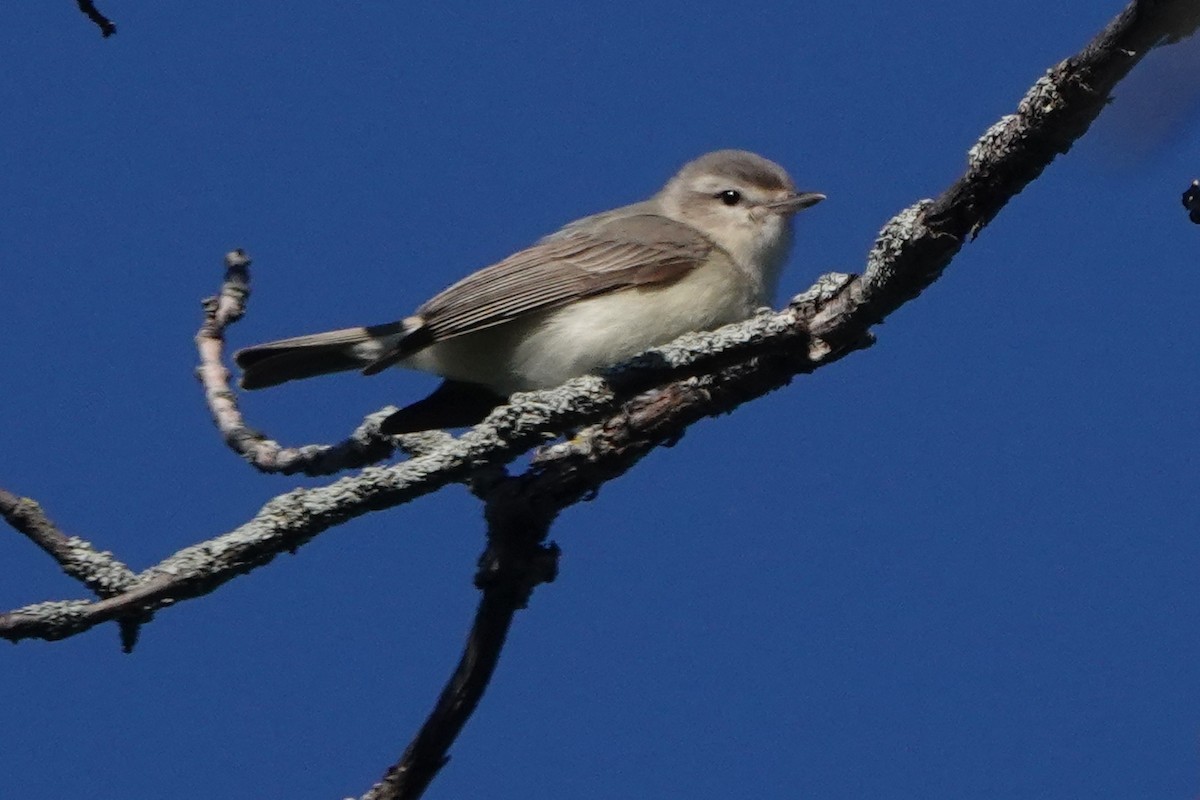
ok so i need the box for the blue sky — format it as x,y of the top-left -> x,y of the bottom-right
3,2 -> 1199,799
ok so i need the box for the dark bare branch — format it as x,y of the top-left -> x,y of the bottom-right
359,277 -> 862,799
363,489 -> 559,800
76,0 -> 116,37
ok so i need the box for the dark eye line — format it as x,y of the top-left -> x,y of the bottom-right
716,189 -> 742,206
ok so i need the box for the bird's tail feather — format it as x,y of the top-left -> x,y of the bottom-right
235,321 -> 409,389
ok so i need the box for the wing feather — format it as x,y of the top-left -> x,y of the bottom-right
415,213 -> 714,341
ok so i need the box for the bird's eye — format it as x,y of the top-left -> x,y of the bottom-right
717,189 -> 742,206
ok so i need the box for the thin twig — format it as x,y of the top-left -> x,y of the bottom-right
196,250 -> 412,474
76,0 -> 116,37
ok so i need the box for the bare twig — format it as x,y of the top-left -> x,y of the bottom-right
195,251 -> 410,474
195,252 -> 476,473
76,0 -> 116,37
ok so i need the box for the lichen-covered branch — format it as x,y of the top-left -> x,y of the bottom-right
346,5 -> 1200,778
805,0 -> 1200,339
1,286 -> 843,644
196,251 -> 417,474
0,489 -> 137,596
502,0 -> 1200,518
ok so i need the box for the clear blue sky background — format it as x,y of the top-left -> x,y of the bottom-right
3,3 -> 1199,799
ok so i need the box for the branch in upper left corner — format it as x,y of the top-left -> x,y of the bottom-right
77,0 -> 116,37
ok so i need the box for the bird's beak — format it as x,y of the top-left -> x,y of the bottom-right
766,191 -> 826,214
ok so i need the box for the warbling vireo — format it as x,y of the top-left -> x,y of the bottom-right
235,149 -> 824,433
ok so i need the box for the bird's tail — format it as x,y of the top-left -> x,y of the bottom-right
234,321 -> 414,389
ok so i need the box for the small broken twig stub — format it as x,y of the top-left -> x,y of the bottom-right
1182,180 -> 1200,224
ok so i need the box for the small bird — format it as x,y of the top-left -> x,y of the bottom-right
235,150 -> 824,434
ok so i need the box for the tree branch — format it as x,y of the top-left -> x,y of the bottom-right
76,0 -> 116,37
803,0 -> 1200,342
362,479 -> 560,800
1,275 -> 849,645
499,0 -> 1200,516
196,250 -> 415,475
0,489 -> 149,650
0,489 -> 137,596
8,5 -> 1197,800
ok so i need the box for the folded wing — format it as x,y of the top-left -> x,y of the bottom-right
362,213 -> 715,373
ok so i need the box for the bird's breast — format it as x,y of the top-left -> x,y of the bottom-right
508,256 -> 759,391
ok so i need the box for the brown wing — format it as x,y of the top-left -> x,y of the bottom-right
416,213 -> 714,340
